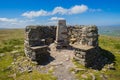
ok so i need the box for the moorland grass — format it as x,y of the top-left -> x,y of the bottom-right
0,29 -> 57,80
73,35 -> 120,80
0,29 -> 120,80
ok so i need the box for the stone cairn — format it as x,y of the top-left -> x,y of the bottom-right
24,20 -> 103,68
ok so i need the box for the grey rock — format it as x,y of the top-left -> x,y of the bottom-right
74,68 -> 86,73
100,74 -> 108,80
28,66 -> 33,73
24,26 -> 56,63
0,53 -> 5,57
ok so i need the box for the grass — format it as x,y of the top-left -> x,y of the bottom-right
0,29 -> 56,80
0,29 -> 24,80
15,70 -> 56,80
0,29 -> 120,80
73,35 -> 120,80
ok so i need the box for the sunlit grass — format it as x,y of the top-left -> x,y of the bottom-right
73,35 -> 120,80
0,29 -> 120,80
0,29 -> 56,80
16,70 -> 57,80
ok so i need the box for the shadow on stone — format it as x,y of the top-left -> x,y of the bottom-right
56,45 -> 74,50
36,51 -> 55,65
90,47 -> 115,70
73,46 -> 115,70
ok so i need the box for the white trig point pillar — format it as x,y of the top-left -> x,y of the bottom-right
55,20 -> 69,48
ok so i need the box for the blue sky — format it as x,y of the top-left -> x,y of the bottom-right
0,0 -> 120,28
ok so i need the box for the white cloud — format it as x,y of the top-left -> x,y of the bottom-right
22,4 -> 88,18
52,7 -> 68,15
89,8 -> 102,12
22,10 -> 49,18
0,17 -> 35,28
47,21 -> 57,25
19,19 -> 35,23
48,17 -> 65,25
10,19 -> 35,25
50,17 -> 65,21
0,17 -> 35,24
69,5 -> 88,14
52,4 -> 88,15
0,18 -> 17,22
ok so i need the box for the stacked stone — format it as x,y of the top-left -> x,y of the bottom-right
68,26 -> 83,44
68,25 -> 98,47
81,25 -> 98,47
25,26 -> 56,46
68,25 -> 99,67
24,23 -> 113,69
24,26 -> 56,63
74,47 -> 100,67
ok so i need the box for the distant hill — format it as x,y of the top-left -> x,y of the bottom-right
98,25 -> 120,37
0,25 -> 120,37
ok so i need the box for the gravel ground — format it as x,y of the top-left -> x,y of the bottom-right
38,43 -> 76,80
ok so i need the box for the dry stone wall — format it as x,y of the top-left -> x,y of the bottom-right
74,47 -> 100,67
24,24 -> 99,66
25,25 -> 56,46
68,25 -> 99,47
24,26 -> 56,62
67,25 -> 99,68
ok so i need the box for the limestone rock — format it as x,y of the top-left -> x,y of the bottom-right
24,26 -> 56,63
0,53 -> 5,57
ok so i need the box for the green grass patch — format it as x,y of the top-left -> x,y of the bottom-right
73,35 -> 120,80
0,39 -> 24,53
0,29 -> 120,80
0,29 -> 57,80
16,70 -> 57,80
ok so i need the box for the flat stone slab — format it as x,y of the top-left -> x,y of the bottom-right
30,45 -> 48,50
70,44 -> 94,50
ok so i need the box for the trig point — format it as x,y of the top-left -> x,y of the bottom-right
55,20 -> 69,48
24,19 -> 114,70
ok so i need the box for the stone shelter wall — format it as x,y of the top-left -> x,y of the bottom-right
24,25 -> 99,65
24,25 -> 56,62
24,23 -> 114,70
68,25 -> 99,47
25,25 -> 56,47
25,25 -> 98,48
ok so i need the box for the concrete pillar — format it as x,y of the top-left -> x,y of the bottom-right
55,20 -> 69,48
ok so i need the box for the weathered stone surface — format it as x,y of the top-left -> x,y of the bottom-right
74,47 -> 100,67
24,24 -> 100,65
29,45 -> 50,62
68,25 -> 99,47
25,26 -> 56,46
24,20 -> 114,70
55,20 -> 69,48
24,26 -> 56,63
73,46 -> 115,70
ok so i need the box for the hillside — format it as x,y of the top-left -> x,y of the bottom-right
0,29 -> 120,80
98,26 -> 120,37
